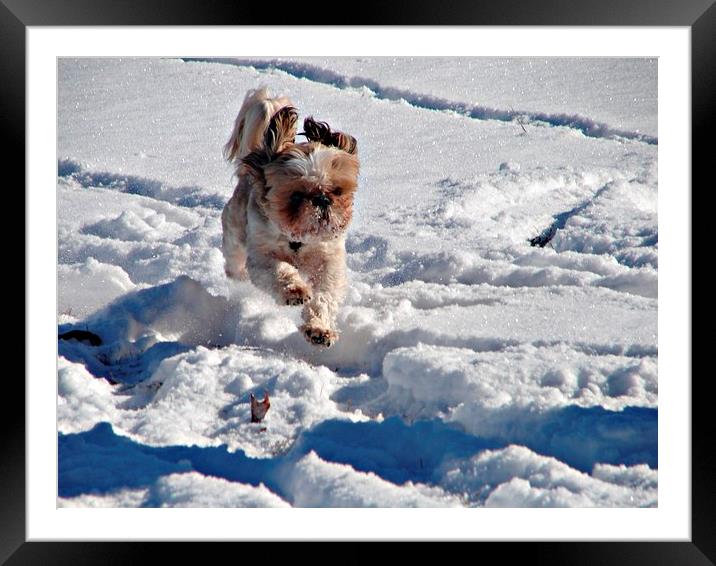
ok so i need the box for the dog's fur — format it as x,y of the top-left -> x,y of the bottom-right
221,88 -> 359,347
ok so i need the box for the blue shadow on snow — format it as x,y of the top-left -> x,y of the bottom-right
59,405 -> 656,503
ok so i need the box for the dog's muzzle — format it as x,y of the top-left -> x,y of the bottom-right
311,194 -> 332,209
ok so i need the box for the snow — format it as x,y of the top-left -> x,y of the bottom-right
57,56 -> 658,508
441,446 -> 657,507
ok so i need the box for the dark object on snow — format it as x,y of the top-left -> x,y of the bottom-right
58,329 -> 102,347
529,226 -> 557,247
250,391 -> 271,423
529,184 -> 612,248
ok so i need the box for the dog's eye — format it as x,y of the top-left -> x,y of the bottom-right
333,187 -> 343,196
290,192 -> 304,205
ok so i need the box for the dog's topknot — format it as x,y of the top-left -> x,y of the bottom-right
302,117 -> 357,155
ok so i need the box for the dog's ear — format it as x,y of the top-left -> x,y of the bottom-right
265,106 -> 298,156
240,151 -> 266,181
303,116 -> 358,155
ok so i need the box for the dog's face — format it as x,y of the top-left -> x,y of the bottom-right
262,144 -> 359,242
243,107 -> 359,243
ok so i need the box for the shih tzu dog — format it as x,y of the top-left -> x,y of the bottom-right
222,88 -> 359,347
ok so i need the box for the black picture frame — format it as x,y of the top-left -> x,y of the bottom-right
6,0 -> 712,563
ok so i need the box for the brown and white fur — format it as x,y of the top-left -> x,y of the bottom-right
221,88 -> 359,347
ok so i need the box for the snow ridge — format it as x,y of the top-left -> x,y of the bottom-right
59,158 -> 226,210
180,57 -> 658,145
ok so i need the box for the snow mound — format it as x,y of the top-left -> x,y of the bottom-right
286,451 -> 462,507
147,473 -> 289,507
82,210 -> 186,243
441,445 -> 657,507
59,258 -> 137,318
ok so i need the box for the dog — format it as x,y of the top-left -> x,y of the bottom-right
221,88 -> 359,347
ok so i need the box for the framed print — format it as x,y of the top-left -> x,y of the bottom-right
8,0 -> 713,563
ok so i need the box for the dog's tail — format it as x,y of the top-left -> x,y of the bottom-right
302,116 -> 358,155
224,87 -> 294,167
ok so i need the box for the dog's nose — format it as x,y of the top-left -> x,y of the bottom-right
311,194 -> 332,209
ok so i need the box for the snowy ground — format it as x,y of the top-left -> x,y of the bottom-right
57,57 -> 657,508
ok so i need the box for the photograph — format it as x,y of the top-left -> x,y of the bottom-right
56,56 -> 658,509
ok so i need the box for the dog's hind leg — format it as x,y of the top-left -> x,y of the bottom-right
221,189 -> 249,280
223,243 -> 248,281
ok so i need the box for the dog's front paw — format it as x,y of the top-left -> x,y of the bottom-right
282,283 -> 312,306
300,322 -> 338,348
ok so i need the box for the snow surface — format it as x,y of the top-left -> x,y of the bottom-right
57,57 -> 657,508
